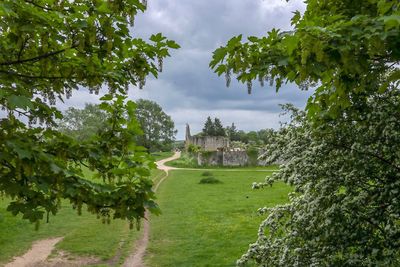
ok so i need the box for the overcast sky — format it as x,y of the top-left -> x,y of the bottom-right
63,0 -> 312,140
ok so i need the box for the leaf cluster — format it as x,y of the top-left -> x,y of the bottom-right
0,0 -> 179,225
210,0 -> 400,119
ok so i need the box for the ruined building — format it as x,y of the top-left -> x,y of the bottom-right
184,123 -> 267,166
185,124 -> 229,151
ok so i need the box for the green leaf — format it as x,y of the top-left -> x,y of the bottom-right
291,10 -> 301,25
7,95 -> 34,110
150,33 -> 166,42
166,40 -> 180,49
282,35 -> 299,55
248,36 -> 259,42
382,15 -> 400,30
209,47 -> 227,68
97,2 -> 111,13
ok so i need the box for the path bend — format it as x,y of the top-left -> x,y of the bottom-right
122,151 -> 181,267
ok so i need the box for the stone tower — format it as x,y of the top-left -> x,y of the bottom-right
185,123 -> 191,140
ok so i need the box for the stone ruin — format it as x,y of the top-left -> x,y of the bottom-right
185,123 -> 229,151
185,124 -> 267,166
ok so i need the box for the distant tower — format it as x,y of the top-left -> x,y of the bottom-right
185,124 -> 192,150
185,123 -> 191,140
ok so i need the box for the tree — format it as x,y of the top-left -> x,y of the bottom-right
202,116 -> 226,136
0,0 -> 179,227
202,116 -> 215,136
257,128 -> 275,145
225,122 -> 237,139
58,103 -> 108,141
233,130 -> 248,143
135,99 -> 177,152
213,117 -> 226,136
246,131 -> 259,145
211,0 -> 400,265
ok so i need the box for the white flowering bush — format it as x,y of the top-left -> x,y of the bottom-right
238,96 -> 400,266
210,0 -> 400,265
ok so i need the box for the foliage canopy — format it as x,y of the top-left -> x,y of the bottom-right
135,99 -> 177,152
211,0 -> 400,265
0,0 -> 179,226
202,116 -> 226,136
58,103 -> 108,141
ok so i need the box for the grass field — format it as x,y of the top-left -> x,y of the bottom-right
0,165 -> 165,265
146,169 -> 291,267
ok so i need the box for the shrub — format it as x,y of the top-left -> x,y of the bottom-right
199,177 -> 222,184
167,152 -> 198,168
201,171 -> 213,176
246,147 -> 259,166
187,144 -> 201,153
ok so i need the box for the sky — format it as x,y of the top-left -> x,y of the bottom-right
63,0 -> 313,140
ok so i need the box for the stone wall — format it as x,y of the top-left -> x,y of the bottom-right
222,151 -> 248,166
187,136 -> 229,151
197,151 -> 223,166
196,150 -> 268,166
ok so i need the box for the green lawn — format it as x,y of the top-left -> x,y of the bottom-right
146,169 -> 291,267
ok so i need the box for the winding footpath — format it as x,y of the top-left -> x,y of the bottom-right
122,151 -> 181,267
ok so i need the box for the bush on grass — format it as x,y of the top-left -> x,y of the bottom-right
199,177 -> 222,184
201,171 -> 213,176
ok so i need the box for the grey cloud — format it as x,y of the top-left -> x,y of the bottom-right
59,0 -> 311,140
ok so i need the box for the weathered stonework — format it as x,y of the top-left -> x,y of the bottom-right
222,151 -> 248,166
197,151 -> 223,166
197,150 -> 268,167
185,124 -> 229,151
185,123 -> 269,166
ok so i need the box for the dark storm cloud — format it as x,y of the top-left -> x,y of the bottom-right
64,0 -> 312,139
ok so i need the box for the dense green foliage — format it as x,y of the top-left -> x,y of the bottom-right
211,0 -> 400,266
166,152 -> 199,168
202,116 -> 214,136
0,0 -> 179,225
147,169 -> 291,267
202,118 -> 275,146
211,1 -> 399,116
228,126 -> 276,146
58,103 -> 108,141
201,116 -> 226,136
135,99 -> 177,152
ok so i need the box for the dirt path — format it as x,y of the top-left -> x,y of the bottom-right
5,237 -> 63,267
122,151 -> 181,267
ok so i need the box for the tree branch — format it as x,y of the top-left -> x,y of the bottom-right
332,142 -> 400,172
0,70 -> 69,80
0,45 -> 77,66
18,37 -> 31,61
24,0 -> 54,11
